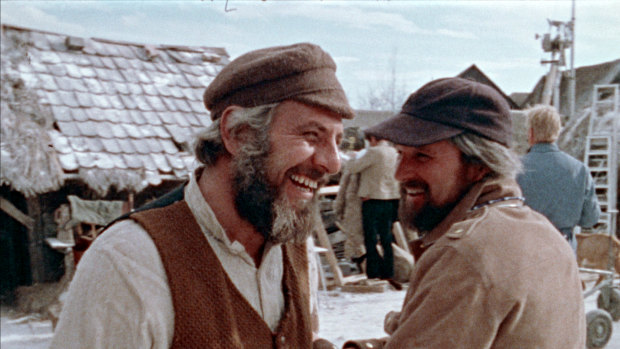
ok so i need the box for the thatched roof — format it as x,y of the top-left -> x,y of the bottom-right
557,94 -> 619,162
1,24 -> 229,197
0,103 -> 64,197
1,33 -> 64,197
521,58 -> 620,117
517,58 -> 619,161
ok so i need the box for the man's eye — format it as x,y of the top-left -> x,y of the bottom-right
415,153 -> 431,162
304,131 -> 319,141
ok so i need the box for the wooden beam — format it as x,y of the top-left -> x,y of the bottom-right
315,227 -> 344,287
392,222 -> 411,256
26,196 -> 46,283
0,196 -> 34,231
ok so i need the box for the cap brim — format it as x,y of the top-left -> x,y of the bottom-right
293,91 -> 355,120
365,113 -> 465,147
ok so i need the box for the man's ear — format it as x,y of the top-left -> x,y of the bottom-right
220,106 -> 245,156
467,163 -> 491,183
527,127 -> 535,146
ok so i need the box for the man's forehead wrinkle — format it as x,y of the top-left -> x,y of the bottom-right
302,120 -> 328,131
398,144 -> 425,154
297,120 -> 343,135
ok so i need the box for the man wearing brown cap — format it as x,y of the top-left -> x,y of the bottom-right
52,43 -> 352,349
343,77 -> 585,349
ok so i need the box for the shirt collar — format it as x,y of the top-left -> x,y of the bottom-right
184,168 -> 249,256
184,167 -> 281,266
529,142 -> 559,153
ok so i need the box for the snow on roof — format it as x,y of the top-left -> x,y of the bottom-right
1,24 -> 229,195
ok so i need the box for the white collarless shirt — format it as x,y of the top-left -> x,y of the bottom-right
51,170 -> 319,349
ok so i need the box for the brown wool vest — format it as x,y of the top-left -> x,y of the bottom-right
131,200 -> 313,348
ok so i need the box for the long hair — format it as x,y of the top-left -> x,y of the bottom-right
193,103 -> 278,166
451,132 -> 522,180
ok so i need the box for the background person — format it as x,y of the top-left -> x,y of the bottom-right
517,104 -> 601,250
343,77 -> 585,349
334,132 -> 366,267
51,43 -> 354,349
345,136 -> 400,282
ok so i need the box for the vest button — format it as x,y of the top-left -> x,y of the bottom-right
280,336 -> 286,343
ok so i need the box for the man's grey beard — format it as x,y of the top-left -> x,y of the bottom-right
271,194 -> 322,244
232,138 -> 321,244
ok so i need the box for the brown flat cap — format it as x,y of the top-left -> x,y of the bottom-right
365,77 -> 512,147
203,43 -> 354,120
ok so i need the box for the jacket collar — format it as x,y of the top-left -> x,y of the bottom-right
410,178 -> 524,259
529,142 -> 559,153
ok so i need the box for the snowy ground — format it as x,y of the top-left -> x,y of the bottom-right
1,282 -> 619,348
317,284 -> 620,349
318,287 -> 405,346
0,308 -> 54,349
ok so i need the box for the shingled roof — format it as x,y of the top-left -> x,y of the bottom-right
1,24 -> 229,196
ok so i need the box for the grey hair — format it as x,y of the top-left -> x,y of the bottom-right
193,103 -> 278,166
450,133 -> 522,180
526,104 -> 562,143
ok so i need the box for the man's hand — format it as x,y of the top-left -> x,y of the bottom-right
313,338 -> 337,349
383,311 -> 400,335
342,338 -> 387,349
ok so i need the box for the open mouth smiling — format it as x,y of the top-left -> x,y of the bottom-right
404,187 -> 425,196
290,174 -> 318,192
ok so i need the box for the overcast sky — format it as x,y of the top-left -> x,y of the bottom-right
2,0 -> 619,109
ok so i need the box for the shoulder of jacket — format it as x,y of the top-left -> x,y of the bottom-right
445,208 -> 488,239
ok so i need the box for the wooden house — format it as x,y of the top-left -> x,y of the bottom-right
0,24 -> 229,303
457,64 -> 520,109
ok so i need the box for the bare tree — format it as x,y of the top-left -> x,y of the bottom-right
360,48 -> 408,112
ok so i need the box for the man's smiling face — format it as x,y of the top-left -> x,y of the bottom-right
394,140 -> 480,231
232,100 -> 343,243
265,100 -> 344,209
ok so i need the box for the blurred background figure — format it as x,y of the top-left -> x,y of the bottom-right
345,135 -> 400,281
334,128 -> 367,269
517,104 -> 601,251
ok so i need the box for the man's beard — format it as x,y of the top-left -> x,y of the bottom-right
231,140 -> 322,244
398,183 -> 459,234
399,195 -> 457,233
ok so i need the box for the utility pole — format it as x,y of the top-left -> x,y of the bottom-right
536,2 -> 575,115
567,0 -> 576,119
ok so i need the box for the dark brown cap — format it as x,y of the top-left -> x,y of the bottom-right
203,43 -> 354,120
365,77 -> 512,147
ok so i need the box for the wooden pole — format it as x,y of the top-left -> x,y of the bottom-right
26,197 -> 46,283
0,196 -> 34,231
315,227 -> 344,287
392,222 -> 411,255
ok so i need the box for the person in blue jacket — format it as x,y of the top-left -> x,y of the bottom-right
517,104 -> 601,250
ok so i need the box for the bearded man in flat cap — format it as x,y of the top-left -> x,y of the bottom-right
52,43 -> 353,349
344,77 -> 585,349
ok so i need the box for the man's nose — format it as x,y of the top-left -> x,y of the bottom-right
314,140 -> 341,174
394,158 -> 413,183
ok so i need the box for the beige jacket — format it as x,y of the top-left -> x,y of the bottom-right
345,178 -> 585,349
346,142 -> 400,200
